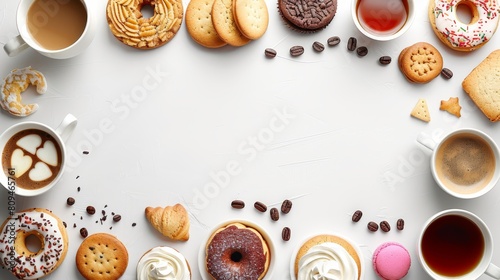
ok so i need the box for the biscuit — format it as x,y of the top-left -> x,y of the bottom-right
440,97 -> 462,117
278,0 -> 337,32
411,98 -> 431,122
462,49 -> 500,122
399,42 -> 443,83
186,0 -> 227,48
76,233 -> 129,280
232,0 -> 268,40
212,0 -> 251,46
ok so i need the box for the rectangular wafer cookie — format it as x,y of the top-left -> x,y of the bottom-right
462,50 -> 500,122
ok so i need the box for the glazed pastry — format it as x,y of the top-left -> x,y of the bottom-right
205,222 -> 271,280
145,203 -> 190,241
137,246 -> 191,280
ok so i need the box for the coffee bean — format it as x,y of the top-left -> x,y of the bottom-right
270,208 -> 279,221
379,56 -> 392,65
265,48 -> 277,58
254,201 -> 267,212
397,218 -> 405,230
80,227 -> 88,238
312,41 -> 325,52
290,45 -> 304,57
86,206 -> 96,215
63,221 -> 67,228
441,68 -> 453,79
368,221 -> 379,232
132,222 -> 137,227
231,200 -> 245,209
327,36 -> 341,46
281,199 -> 292,214
113,214 -> 122,222
282,227 -> 291,241
352,210 -> 363,222
356,46 -> 368,56
66,197 -> 75,206
347,37 -> 357,51
380,220 -> 391,232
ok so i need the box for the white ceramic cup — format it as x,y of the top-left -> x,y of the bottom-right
0,114 -> 77,196
418,209 -> 500,279
3,0 -> 95,59
417,128 -> 500,199
351,0 -> 415,41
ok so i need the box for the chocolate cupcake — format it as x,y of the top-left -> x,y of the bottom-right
278,0 -> 337,32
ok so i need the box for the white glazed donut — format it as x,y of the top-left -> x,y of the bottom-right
429,0 -> 500,51
0,208 -> 68,279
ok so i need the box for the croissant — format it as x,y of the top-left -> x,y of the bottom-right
145,203 -> 190,241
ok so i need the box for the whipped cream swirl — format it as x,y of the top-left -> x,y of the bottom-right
137,247 -> 190,280
298,242 -> 358,280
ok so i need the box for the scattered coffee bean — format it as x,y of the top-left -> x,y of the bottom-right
397,218 -> 405,230
86,206 -> 96,215
83,151 -> 89,155
368,221 -> 379,232
290,45 -> 305,57
63,221 -> 67,228
80,227 -> 88,238
347,37 -> 357,51
352,210 -> 363,222
327,36 -> 341,46
313,41 -> 325,52
356,46 -> 368,56
282,227 -> 291,241
113,215 -> 122,222
379,56 -> 392,65
231,200 -> 245,209
132,222 -> 137,227
102,210 -> 106,216
281,199 -> 292,214
73,223 -> 77,228
441,68 -> 453,79
270,208 -> 279,221
254,201 -> 267,212
380,220 -> 391,232
66,197 -> 75,206
265,48 -> 277,58
77,186 -> 81,192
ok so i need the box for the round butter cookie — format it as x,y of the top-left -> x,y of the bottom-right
233,0 -> 269,40
186,0 -> 227,48
106,0 -> 183,49
212,0 -> 251,46
398,42 -> 443,83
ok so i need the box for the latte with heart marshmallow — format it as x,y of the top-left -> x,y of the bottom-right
2,129 -> 62,190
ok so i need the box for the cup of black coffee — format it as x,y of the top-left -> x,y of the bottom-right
418,128 -> 500,199
418,209 -> 500,279
0,114 -> 77,196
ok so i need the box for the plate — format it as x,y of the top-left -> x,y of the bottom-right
197,219 -> 276,280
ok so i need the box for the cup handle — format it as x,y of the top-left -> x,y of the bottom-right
416,132 -> 437,151
486,263 -> 500,279
3,35 -> 29,57
55,114 -> 78,142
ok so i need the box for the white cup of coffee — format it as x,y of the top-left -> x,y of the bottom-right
417,128 -> 500,199
418,209 -> 500,279
3,0 -> 95,59
0,114 -> 77,196
351,0 -> 415,41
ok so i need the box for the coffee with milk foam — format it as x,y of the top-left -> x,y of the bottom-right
2,129 -> 62,190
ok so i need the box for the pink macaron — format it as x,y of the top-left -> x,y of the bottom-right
372,242 -> 411,280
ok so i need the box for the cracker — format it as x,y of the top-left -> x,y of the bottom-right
462,49 -> 500,121
76,233 -> 129,280
185,0 -> 227,48
440,97 -> 462,117
212,0 -> 251,46
399,42 -> 443,83
411,98 -> 431,122
233,0 -> 268,40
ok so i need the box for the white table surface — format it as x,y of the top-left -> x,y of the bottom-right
1,0 -> 500,279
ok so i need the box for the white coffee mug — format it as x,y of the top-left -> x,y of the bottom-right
3,0 -> 95,59
417,128 -> 500,199
351,0 -> 415,41
418,209 -> 500,279
0,114 -> 77,196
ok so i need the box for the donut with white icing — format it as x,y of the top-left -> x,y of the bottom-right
0,208 -> 68,279
429,0 -> 500,51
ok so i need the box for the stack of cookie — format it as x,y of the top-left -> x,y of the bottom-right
398,42 -> 443,83
185,0 -> 268,48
